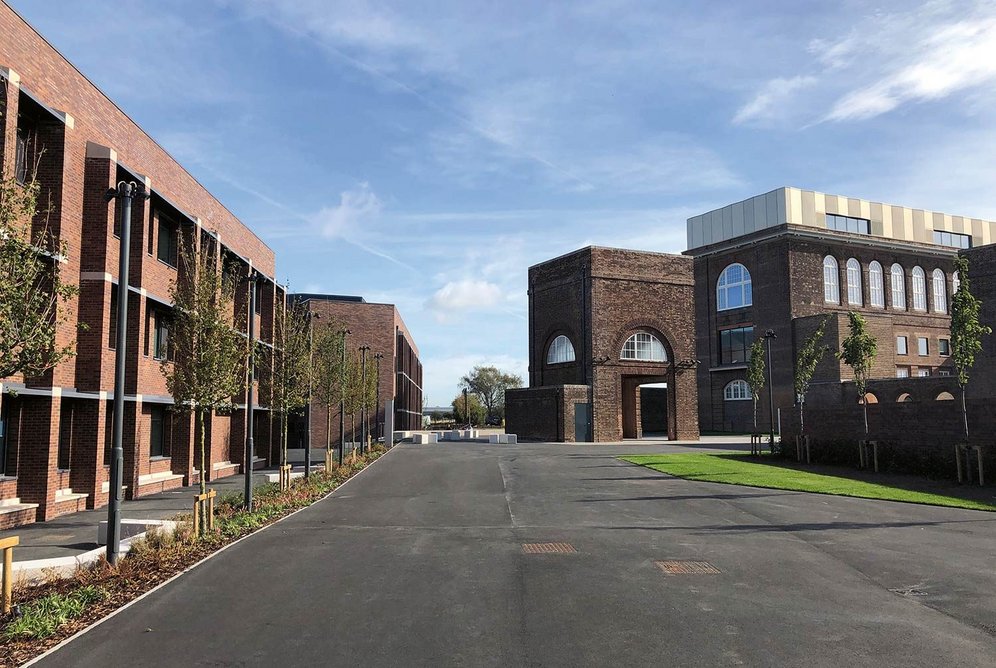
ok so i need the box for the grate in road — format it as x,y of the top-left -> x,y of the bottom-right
522,542 -> 577,554
655,560 -> 722,575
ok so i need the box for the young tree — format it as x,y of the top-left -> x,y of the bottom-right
163,240 -> 248,533
837,311 -> 877,435
267,301 -> 312,480
451,392 -> 484,426
793,316 -> 831,434
950,255 -> 991,440
312,320 -> 346,466
342,349 -> 363,456
459,365 -> 523,423
0,174 -> 78,383
746,338 -> 765,432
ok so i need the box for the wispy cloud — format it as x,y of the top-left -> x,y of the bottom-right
733,76 -> 817,126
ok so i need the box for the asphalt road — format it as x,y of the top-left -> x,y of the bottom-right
37,442 -> 996,667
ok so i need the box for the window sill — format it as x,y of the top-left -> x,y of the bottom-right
150,456 -> 171,462
710,364 -> 748,372
156,258 -> 178,270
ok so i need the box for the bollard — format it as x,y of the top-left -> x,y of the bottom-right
750,433 -> 762,456
1,535 -> 17,614
193,489 -> 217,534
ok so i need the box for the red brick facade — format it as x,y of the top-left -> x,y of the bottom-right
0,5 -> 281,529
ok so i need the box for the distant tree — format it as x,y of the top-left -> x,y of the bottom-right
312,320 -> 346,465
451,392 -> 485,426
837,311 -> 877,435
950,255 -> 992,440
459,365 -> 523,422
793,316 -> 831,435
163,240 -> 248,533
746,338 -> 765,432
341,350 -> 363,455
267,301 -> 312,482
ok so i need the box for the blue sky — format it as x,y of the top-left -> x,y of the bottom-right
12,0 -> 996,406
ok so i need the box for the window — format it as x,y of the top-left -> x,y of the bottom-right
917,337 -> 928,356
14,123 -> 32,185
150,406 -> 168,458
254,280 -> 262,314
823,256 -> 840,304
108,285 -> 119,349
938,370 -> 951,377
952,271 -> 960,295
912,267 -> 926,311
547,335 -> 576,364
719,326 -> 754,365
716,263 -> 752,311
825,214 -> 870,235
931,269 -> 947,314
724,379 -> 751,401
896,367 -> 909,378
890,264 -> 906,309
157,216 -> 178,266
846,258 -> 862,305
153,311 -> 170,360
938,338 -> 950,356
57,400 -> 74,471
917,368 -> 931,377
621,332 -> 667,361
868,261 -> 884,308
933,230 -> 971,249
896,336 -> 908,355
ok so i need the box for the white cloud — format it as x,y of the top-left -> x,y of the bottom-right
426,279 -> 505,315
733,76 -> 817,125
313,183 -> 383,238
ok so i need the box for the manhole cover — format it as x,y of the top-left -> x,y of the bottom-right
522,542 -> 576,554
655,560 -> 722,575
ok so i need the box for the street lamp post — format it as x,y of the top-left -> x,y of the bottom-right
373,353 -> 384,442
764,329 -> 777,451
463,388 -> 469,429
359,346 -> 370,454
304,311 -> 320,478
338,329 -> 349,465
244,272 -> 258,511
104,180 -> 149,564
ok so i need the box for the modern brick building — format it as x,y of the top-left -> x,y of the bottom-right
0,4 -> 283,528
291,294 -> 423,449
686,186 -> 996,434
505,247 -> 699,442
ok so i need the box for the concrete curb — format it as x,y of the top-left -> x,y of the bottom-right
20,448 -> 396,668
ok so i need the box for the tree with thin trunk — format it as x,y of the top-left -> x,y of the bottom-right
342,349 -> 363,458
950,255 -> 991,441
746,338 -> 765,433
163,240 -> 247,534
837,311 -> 877,435
459,365 -> 523,423
312,319 -> 346,468
793,316 -> 831,435
267,300 -> 312,485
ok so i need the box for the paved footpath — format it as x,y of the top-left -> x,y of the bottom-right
36,442 -> 996,667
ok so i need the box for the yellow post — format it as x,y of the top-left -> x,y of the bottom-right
1,535 -> 18,614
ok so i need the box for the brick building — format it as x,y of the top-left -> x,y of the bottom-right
0,4 -> 283,528
687,187 -> 996,434
291,295 -> 423,449
505,247 -> 699,442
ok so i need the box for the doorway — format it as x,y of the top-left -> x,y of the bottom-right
621,375 -> 674,440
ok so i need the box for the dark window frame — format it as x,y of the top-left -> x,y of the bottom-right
896,335 -> 908,356
825,214 -> 871,235
933,230 -> 971,249
153,310 -> 170,361
719,325 -> 755,365
917,337 -> 929,356
157,215 -> 179,267
149,405 -> 169,459
938,338 -> 951,356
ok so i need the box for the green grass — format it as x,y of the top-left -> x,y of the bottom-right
3,585 -> 109,641
621,453 -> 996,512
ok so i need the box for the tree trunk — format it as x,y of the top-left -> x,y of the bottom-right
961,385 -> 970,441
281,412 -> 288,468
862,397 -> 868,435
798,400 -> 804,435
753,397 -> 758,431
198,409 -> 207,535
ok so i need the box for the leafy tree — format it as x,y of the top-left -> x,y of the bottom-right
837,311 -> 877,435
459,365 -> 523,422
950,255 -> 991,440
341,350 -> 363,453
312,320 -> 347,464
793,316 -> 831,435
163,240 -> 248,533
746,338 -> 765,432
451,391 -> 484,426
267,301 -> 312,479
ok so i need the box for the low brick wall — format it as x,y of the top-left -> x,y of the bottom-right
505,385 -> 589,442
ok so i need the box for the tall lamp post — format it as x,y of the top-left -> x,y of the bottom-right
359,346 -> 370,454
373,353 -> 384,442
764,329 -> 777,450
463,388 -> 470,429
244,272 -> 258,511
337,329 -> 349,465
104,180 -> 149,564
303,310 -> 320,478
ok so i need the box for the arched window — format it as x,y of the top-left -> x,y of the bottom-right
846,258 -> 862,306
724,379 -> 751,401
823,256 -> 840,304
896,392 -> 913,403
936,391 -> 955,401
931,269 -> 947,314
912,266 -> 926,311
890,264 -> 906,309
952,271 -> 960,295
868,261 -> 884,308
546,335 -> 576,364
621,332 -> 667,362
716,263 -> 752,311
863,392 -> 879,404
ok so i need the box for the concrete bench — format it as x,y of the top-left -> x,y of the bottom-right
412,433 -> 438,444
488,434 -> 518,444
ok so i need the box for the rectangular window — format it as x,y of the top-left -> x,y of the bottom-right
933,230 -> 972,249
157,217 -> 178,267
917,368 -> 931,377
719,326 -> 754,365
826,214 -> 870,235
896,367 -> 909,378
896,336 -> 908,355
254,280 -> 262,314
150,406 -> 167,458
14,124 -> 31,184
57,401 -> 74,471
938,338 -> 950,356
917,337 -> 928,356
153,311 -> 170,360
108,285 -> 118,349
104,402 -> 113,466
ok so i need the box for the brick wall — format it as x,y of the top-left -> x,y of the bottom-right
506,385 -> 589,442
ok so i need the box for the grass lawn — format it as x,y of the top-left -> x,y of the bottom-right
621,453 -> 996,512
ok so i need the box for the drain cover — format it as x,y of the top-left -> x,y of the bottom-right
522,542 -> 577,554
655,560 -> 721,575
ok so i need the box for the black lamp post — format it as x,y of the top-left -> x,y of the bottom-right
359,345 -> 370,454
764,329 -> 777,450
104,180 -> 149,564
244,271 -> 258,511
338,329 -> 349,465
373,353 -> 384,441
463,388 -> 469,429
